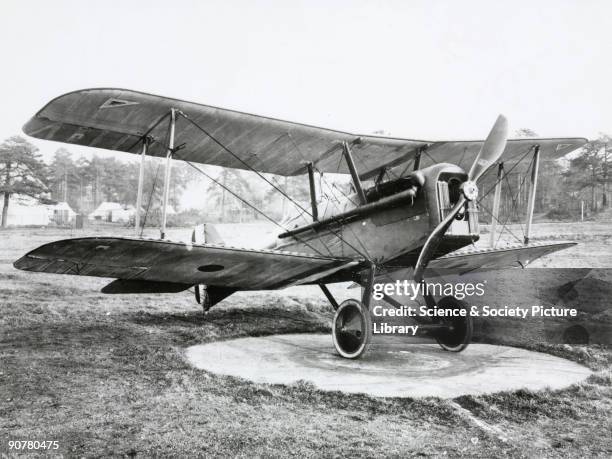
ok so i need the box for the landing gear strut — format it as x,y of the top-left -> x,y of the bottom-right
195,284 -> 211,314
377,289 -> 473,353
325,263 -> 474,358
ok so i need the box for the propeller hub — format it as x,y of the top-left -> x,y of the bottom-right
461,181 -> 479,201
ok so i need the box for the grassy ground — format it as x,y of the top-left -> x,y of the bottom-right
1,226 -> 611,457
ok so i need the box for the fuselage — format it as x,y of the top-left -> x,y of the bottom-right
273,163 -> 479,270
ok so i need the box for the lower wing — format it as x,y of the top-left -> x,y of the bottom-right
426,241 -> 576,276
13,237 -> 359,291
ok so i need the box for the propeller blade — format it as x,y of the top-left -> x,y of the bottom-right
413,196 -> 466,282
413,115 -> 509,283
468,114 -> 509,182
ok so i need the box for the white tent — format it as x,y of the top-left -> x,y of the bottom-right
48,201 -> 76,224
5,201 -> 50,226
89,202 -> 123,221
111,205 -> 137,223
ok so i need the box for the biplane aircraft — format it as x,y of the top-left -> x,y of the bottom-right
14,89 -> 587,359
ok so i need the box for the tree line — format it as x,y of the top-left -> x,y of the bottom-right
1,132 -> 610,228
0,136 -> 196,227
477,132 -> 611,223
0,135 -> 311,228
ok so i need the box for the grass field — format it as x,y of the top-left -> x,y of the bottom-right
1,225 -> 611,457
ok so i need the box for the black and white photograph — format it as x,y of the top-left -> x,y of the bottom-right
1,1 -> 611,457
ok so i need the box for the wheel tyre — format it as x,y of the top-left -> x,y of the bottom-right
332,299 -> 372,359
435,296 -> 473,352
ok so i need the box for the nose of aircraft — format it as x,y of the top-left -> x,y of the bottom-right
413,115 -> 509,282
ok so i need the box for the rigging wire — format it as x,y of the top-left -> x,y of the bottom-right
286,132 -> 359,207
500,171 -> 520,231
125,111 -> 172,155
136,109 -> 543,290
235,133 -> 337,256
477,201 -> 524,244
475,146 -> 536,245
422,149 -> 439,166
139,118 -> 172,237
176,111 -> 374,263
178,111 -> 317,218
175,113 -> 339,257
501,163 -> 528,237
285,133 -> 376,261
493,160 -> 534,247
180,160 -> 333,258
456,146 -> 469,169
477,146 -> 534,204
139,161 -> 161,238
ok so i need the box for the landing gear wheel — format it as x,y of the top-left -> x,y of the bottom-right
434,296 -> 473,352
332,299 -> 372,359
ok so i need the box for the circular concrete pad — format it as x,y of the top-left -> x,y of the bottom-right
185,334 -> 591,398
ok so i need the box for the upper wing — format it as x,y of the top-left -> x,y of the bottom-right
24,88 -> 587,176
426,241 -> 576,276
13,237 -> 359,290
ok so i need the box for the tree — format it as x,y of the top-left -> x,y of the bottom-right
49,148 -> 80,208
597,135 -> 610,208
514,128 -> 538,138
564,136 -> 611,212
207,169 -> 252,222
512,128 -> 565,214
0,136 -> 49,227
262,174 -> 313,221
78,156 -> 132,207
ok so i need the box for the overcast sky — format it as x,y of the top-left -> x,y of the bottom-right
1,0 -> 610,164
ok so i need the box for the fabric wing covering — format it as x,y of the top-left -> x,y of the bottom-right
24,88 -> 587,177
426,241 -> 577,275
13,237 -> 358,290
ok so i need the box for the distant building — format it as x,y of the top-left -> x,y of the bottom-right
89,202 -> 123,221
5,196 -> 50,226
111,205 -> 137,223
88,202 -> 148,223
48,201 -> 76,225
